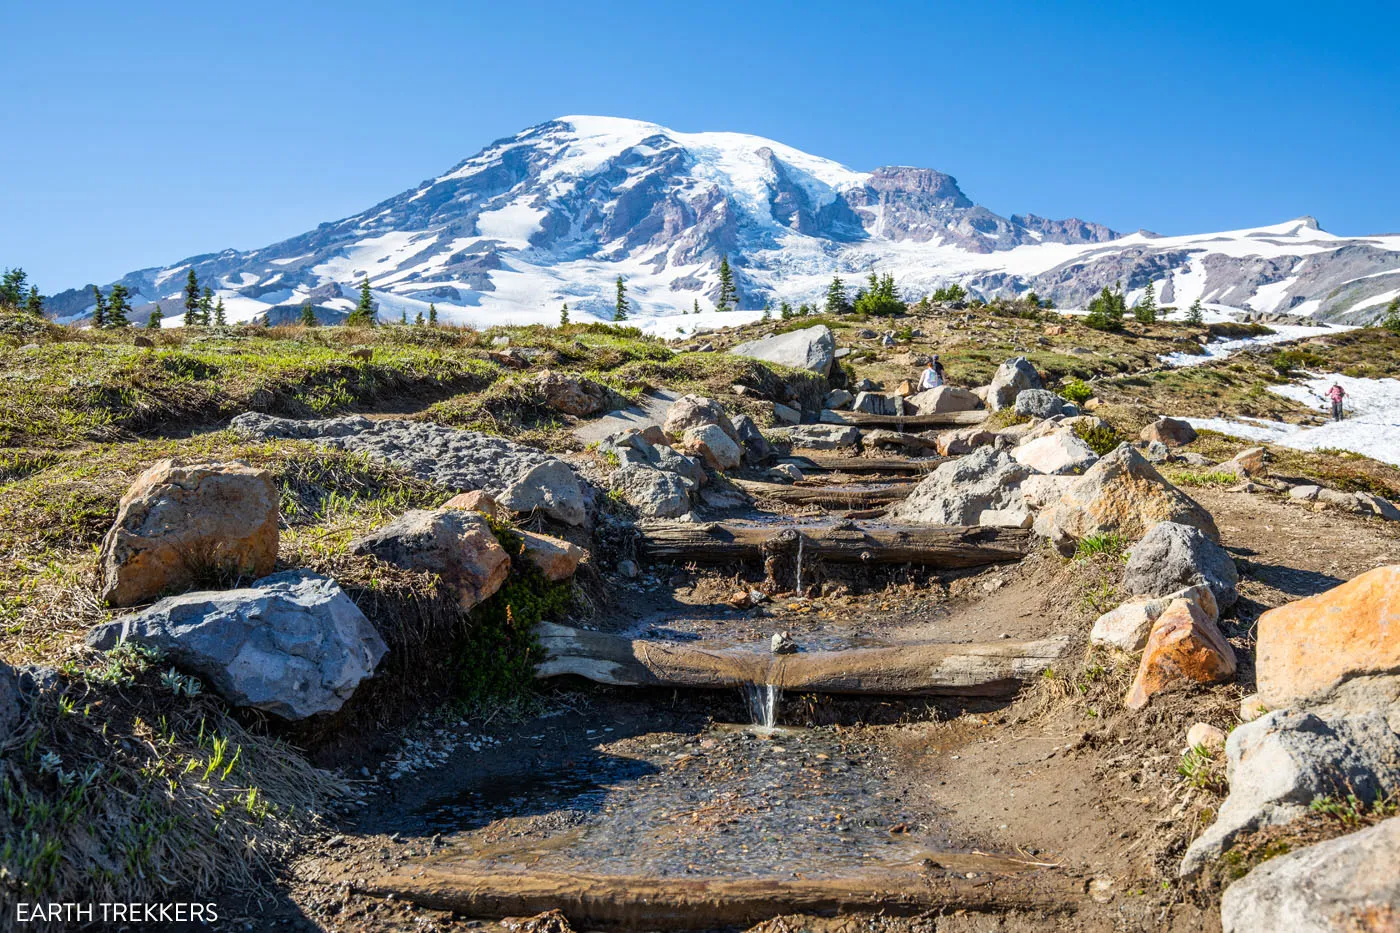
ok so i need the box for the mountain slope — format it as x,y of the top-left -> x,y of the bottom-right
49,116 -> 1400,328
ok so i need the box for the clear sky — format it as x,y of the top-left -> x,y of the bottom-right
3,0 -> 1397,291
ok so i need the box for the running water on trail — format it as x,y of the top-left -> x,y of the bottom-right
743,682 -> 781,730
794,533 -> 805,594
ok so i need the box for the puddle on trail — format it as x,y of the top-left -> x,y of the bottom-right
416,722 -> 943,879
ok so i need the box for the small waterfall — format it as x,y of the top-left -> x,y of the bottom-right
743,683 -> 782,730
793,534 -> 805,595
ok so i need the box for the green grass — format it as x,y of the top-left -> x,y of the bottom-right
1164,468 -> 1239,488
1074,533 -> 1127,561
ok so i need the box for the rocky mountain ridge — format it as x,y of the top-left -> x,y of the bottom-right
48,116 -> 1400,327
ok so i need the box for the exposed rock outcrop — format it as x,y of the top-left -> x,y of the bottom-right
729,325 -> 835,376
1121,521 -> 1239,610
98,460 -> 279,607
351,509 -> 510,610
888,447 -> 1029,526
987,358 -> 1044,411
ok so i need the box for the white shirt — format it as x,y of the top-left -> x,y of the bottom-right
919,367 -> 943,390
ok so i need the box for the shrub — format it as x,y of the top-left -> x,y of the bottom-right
1073,420 -> 1122,455
1061,379 -> 1093,405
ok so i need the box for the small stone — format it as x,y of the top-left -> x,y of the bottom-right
771,632 -> 798,654
617,559 -> 640,579
1186,722 -> 1227,752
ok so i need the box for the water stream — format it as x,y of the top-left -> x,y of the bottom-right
742,682 -> 781,730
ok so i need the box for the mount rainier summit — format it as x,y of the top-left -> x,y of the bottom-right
50,115 -> 1400,329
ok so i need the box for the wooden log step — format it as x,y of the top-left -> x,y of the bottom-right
363,863 -> 1079,931
638,521 -> 1030,567
820,409 -> 987,428
537,623 -> 1072,697
733,479 -> 914,508
779,455 -> 944,474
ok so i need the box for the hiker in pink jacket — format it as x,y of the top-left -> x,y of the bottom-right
1327,383 -> 1347,422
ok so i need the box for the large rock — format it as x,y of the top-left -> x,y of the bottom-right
498,461 -> 587,526
1020,474 -> 1078,512
935,426 -> 998,456
1180,706 -> 1400,875
731,414 -> 774,462
681,424 -> 742,471
1049,446 -> 1220,554
351,509 -> 510,610
516,530 -> 588,581
1140,417 -> 1198,447
823,389 -> 854,410
788,424 -> 861,450
533,370 -> 610,416
987,357 -> 1044,411
87,571 -> 387,720
852,392 -> 904,416
230,413 -> 559,496
1257,566 -> 1400,713
1012,431 -> 1099,475
98,460 -> 279,608
611,464 -> 691,519
1220,816 -> 1400,933
1012,389 -> 1066,420
729,325 -> 835,376
1090,584 -> 1219,652
888,447 -> 1029,526
1124,598 -> 1236,709
905,386 -> 982,415
662,395 -> 739,443
1121,521 -> 1239,611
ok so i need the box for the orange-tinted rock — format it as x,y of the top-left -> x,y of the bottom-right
1140,417 -> 1198,447
350,509 -> 509,611
1125,598 -> 1237,710
98,460 -> 279,607
516,530 -> 589,581
1257,565 -> 1400,711
443,490 -> 500,519
1052,446 -> 1220,553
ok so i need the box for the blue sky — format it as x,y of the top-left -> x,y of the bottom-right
3,0 -> 1396,291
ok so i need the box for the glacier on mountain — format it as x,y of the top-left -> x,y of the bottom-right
46,116 -> 1400,329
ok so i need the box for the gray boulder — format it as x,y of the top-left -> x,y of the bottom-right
1012,389 -> 1066,419
1122,521 -> 1239,610
787,424 -> 861,450
905,386 -> 982,415
1180,705 -> 1400,875
731,414 -> 774,462
823,389 -> 854,410
498,460 -> 587,526
729,325 -> 835,376
611,465 -> 691,519
662,394 -> 739,443
87,571 -> 388,720
889,447 -> 1030,526
771,402 -> 801,425
1011,431 -> 1099,475
1220,816 -> 1400,933
350,509 -> 509,611
682,424 -> 742,471
987,357 -> 1044,411
852,391 -> 903,416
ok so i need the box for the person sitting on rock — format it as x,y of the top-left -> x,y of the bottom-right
1327,382 -> 1346,422
919,356 -> 945,391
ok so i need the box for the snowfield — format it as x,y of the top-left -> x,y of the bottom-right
1184,373 -> 1400,466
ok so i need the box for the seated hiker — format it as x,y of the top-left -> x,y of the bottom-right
919,356 -> 946,390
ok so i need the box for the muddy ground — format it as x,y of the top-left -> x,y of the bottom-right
202,482 -> 1400,933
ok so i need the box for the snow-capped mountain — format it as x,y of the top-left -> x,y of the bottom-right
49,116 -> 1400,329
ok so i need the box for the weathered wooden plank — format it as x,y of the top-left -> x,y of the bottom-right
637,521 -> 1031,567
779,455 -> 943,474
733,479 -> 914,508
820,409 -> 987,428
364,864 -> 1079,930
536,622 -> 1072,697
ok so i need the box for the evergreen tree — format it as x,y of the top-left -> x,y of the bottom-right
798,302 -> 811,316
1133,281 -> 1158,324
0,268 -> 28,307
106,283 -> 131,328
692,298 -> 701,315
91,286 -> 107,329
716,257 -> 737,312
415,310 -> 424,326
400,309 -> 408,325
559,302 -> 569,326
300,301 -> 318,327
852,272 -> 906,316
147,309 -> 162,329
825,276 -> 848,314
24,285 -> 43,317
1085,285 -> 1126,332
931,283 -> 968,304
761,304 -> 772,322
779,300 -> 793,320
197,287 -> 214,327
427,303 -> 438,326
213,298 -> 227,326
184,269 -> 201,325
1186,297 -> 1205,326
613,276 -> 629,322
1381,297 -> 1400,335
347,277 -> 376,326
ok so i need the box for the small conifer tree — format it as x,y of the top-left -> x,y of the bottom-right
692,298 -> 701,315
1133,281 -> 1158,324
825,276 -> 848,314
24,286 -> 43,317
415,310 -> 424,326
717,257 -> 737,312
213,297 -> 227,326
347,277 -> 376,326
91,286 -> 107,328
147,309 -> 162,329
560,302 -> 569,326
184,269 -> 201,325
300,301 -> 318,327
1381,297 -> 1400,335
427,303 -> 438,326
106,283 -> 131,328
614,276 -> 629,322
1186,297 -> 1205,326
